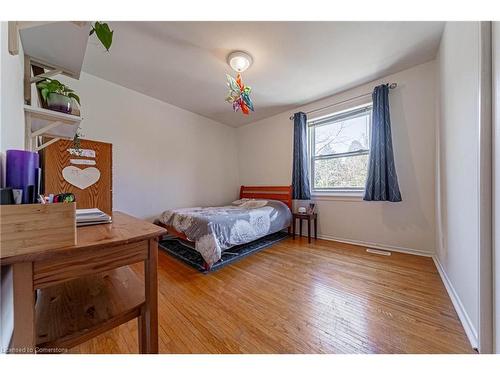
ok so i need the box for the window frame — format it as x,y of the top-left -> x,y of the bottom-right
308,103 -> 373,196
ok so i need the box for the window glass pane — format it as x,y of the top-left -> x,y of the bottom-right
314,112 -> 370,156
313,154 -> 369,189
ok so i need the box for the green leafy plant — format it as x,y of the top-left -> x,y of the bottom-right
72,127 -> 84,155
36,79 -> 81,105
89,22 -> 114,52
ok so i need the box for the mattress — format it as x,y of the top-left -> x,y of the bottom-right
158,199 -> 292,267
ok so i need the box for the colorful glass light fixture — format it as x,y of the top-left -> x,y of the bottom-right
225,51 -> 254,115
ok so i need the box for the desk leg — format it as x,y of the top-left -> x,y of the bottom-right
138,309 -> 145,353
314,217 -> 318,239
307,219 -> 311,243
11,262 -> 35,353
140,238 -> 159,353
292,217 -> 296,239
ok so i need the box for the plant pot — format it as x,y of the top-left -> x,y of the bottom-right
46,93 -> 72,114
70,98 -> 81,117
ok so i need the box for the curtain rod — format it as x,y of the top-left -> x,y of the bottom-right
289,82 -> 397,120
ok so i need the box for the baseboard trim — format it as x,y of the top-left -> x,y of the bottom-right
316,234 -> 433,257
432,256 -> 478,350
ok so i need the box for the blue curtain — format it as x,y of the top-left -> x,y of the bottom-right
292,112 -> 311,200
363,84 -> 402,202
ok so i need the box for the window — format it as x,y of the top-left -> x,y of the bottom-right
308,104 -> 372,193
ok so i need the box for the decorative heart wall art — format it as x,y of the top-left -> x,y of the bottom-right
62,166 -> 101,190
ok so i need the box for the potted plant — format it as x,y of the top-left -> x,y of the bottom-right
36,79 -> 81,114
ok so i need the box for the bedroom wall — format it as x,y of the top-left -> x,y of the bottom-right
494,21 -> 500,354
0,23 -> 25,179
58,72 -> 240,221
435,21 -> 482,349
0,21 -> 25,352
236,61 -> 437,256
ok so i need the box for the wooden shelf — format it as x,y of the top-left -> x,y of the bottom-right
35,266 -> 144,350
24,105 -> 82,151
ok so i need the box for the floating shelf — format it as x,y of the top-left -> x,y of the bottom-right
24,105 -> 82,151
8,21 -> 90,152
15,22 -> 91,79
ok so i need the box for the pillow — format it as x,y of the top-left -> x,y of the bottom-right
231,198 -> 269,209
231,198 -> 251,205
239,200 -> 268,209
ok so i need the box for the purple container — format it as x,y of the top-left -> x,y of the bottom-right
46,93 -> 72,114
6,150 -> 39,204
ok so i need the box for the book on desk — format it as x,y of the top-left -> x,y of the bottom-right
76,208 -> 112,226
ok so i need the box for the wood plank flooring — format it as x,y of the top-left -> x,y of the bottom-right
70,237 -> 474,354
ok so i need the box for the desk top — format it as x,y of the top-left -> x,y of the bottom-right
0,212 -> 166,265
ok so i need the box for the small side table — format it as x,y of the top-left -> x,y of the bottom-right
292,212 -> 318,243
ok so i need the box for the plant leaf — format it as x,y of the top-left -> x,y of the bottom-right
93,21 -> 113,51
68,93 -> 81,105
37,78 -> 80,105
40,88 -> 49,102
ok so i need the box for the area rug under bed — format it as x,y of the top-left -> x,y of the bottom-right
159,231 -> 290,273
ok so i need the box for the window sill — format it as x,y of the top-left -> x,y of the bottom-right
311,191 -> 364,202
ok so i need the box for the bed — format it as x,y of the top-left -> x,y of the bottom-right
157,185 -> 293,270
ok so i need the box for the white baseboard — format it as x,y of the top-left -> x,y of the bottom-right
316,233 -> 433,257
432,256 -> 478,350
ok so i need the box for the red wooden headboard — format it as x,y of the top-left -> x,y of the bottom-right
239,185 -> 293,211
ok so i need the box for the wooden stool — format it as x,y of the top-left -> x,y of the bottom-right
292,212 -> 317,243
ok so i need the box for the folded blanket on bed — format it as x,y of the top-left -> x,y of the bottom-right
159,199 -> 291,267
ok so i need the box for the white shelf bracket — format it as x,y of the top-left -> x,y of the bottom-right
35,137 -> 61,151
30,69 -> 63,84
30,121 -> 63,138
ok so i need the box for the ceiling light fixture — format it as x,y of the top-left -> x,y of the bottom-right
225,51 -> 254,116
227,51 -> 253,73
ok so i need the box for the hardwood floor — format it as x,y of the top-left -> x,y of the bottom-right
70,237 -> 474,354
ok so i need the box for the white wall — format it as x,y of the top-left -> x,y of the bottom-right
59,72 -> 240,220
493,21 -> 500,354
237,61 -> 437,256
435,21 -> 482,349
0,21 -> 25,352
0,22 -> 25,178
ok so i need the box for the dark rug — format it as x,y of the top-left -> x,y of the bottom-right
159,231 -> 290,273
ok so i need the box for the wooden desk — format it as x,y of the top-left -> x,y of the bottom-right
1,212 -> 166,354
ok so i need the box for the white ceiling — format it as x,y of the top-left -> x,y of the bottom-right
82,22 -> 444,127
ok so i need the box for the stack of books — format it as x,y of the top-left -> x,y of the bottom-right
76,208 -> 112,227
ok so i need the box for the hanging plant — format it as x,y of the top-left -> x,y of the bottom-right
89,22 -> 114,52
72,127 -> 84,156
